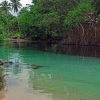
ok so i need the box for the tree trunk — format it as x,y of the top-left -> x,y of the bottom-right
80,24 -> 85,45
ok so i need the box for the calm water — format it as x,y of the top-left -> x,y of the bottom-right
0,41 -> 100,100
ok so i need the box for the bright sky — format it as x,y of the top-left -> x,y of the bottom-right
0,0 -> 32,7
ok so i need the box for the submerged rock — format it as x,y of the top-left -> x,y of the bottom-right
31,64 -> 40,69
0,60 -> 13,66
0,59 -> 43,69
30,64 -> 43,69
0,60 -> 4,66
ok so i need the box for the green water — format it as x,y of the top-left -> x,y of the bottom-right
0,42 -> 100,100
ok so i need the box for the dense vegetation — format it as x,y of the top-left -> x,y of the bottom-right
0,0 -> 100,45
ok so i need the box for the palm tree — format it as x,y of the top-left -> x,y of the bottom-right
10,0 -> 22,34
10,0 -> 22,13
0,0 -> 11,15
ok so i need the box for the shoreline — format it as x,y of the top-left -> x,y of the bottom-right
3,38 -> 100,46
5,38 -> 32,43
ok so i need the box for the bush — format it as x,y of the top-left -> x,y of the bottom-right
65,2 -> 93,28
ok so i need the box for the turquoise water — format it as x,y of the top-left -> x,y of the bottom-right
0,42 -> 100,100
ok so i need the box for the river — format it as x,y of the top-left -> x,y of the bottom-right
0,41 -> 100,100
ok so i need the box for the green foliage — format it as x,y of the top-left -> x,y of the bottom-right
19,0 -> 78,36
18,0 -> 97,37
18,8 -> 32,36
0,25 -> 5,34
0,0 -> 99,40
8,17 -> 19,32
65,1 -> 93,28
0,33 -> 8,40
14,31 -> 21,38
0,0 -> 11,15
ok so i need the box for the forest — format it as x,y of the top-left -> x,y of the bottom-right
0,0 -> 100,45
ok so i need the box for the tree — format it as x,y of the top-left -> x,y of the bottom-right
10,0 -> 22,13
0,0 -> 11,15
9,0 -> 22,37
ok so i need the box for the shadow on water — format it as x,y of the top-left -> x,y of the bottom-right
2,41 -> 100,58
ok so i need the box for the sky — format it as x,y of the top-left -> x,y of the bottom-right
0,0 -> 32,7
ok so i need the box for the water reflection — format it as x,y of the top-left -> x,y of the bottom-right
0,41 -> 100,100
0,68 -> 5,100
0,68 -> 4,89
3,41 -> 100,57
0,44 -> 53,100
2,64 -> 53,100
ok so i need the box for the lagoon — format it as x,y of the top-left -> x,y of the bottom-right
0,41 -> 100,100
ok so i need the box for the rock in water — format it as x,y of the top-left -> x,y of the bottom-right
0,60 -> 13,66
0,60 -> 4,66
31,64 -> 41,69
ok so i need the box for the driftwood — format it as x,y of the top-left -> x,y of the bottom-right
0,60 -> 43,69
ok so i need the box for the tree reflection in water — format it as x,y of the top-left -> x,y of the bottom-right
0,67 -> 5,100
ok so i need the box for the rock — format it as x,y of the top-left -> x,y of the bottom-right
0,60 -> 13,66
0,60 -> 43,69
4,61 -> 13,65
31,64 -> 42,69
0,60 -> 4,65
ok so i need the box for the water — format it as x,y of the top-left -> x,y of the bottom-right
0,41 -> 100,100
